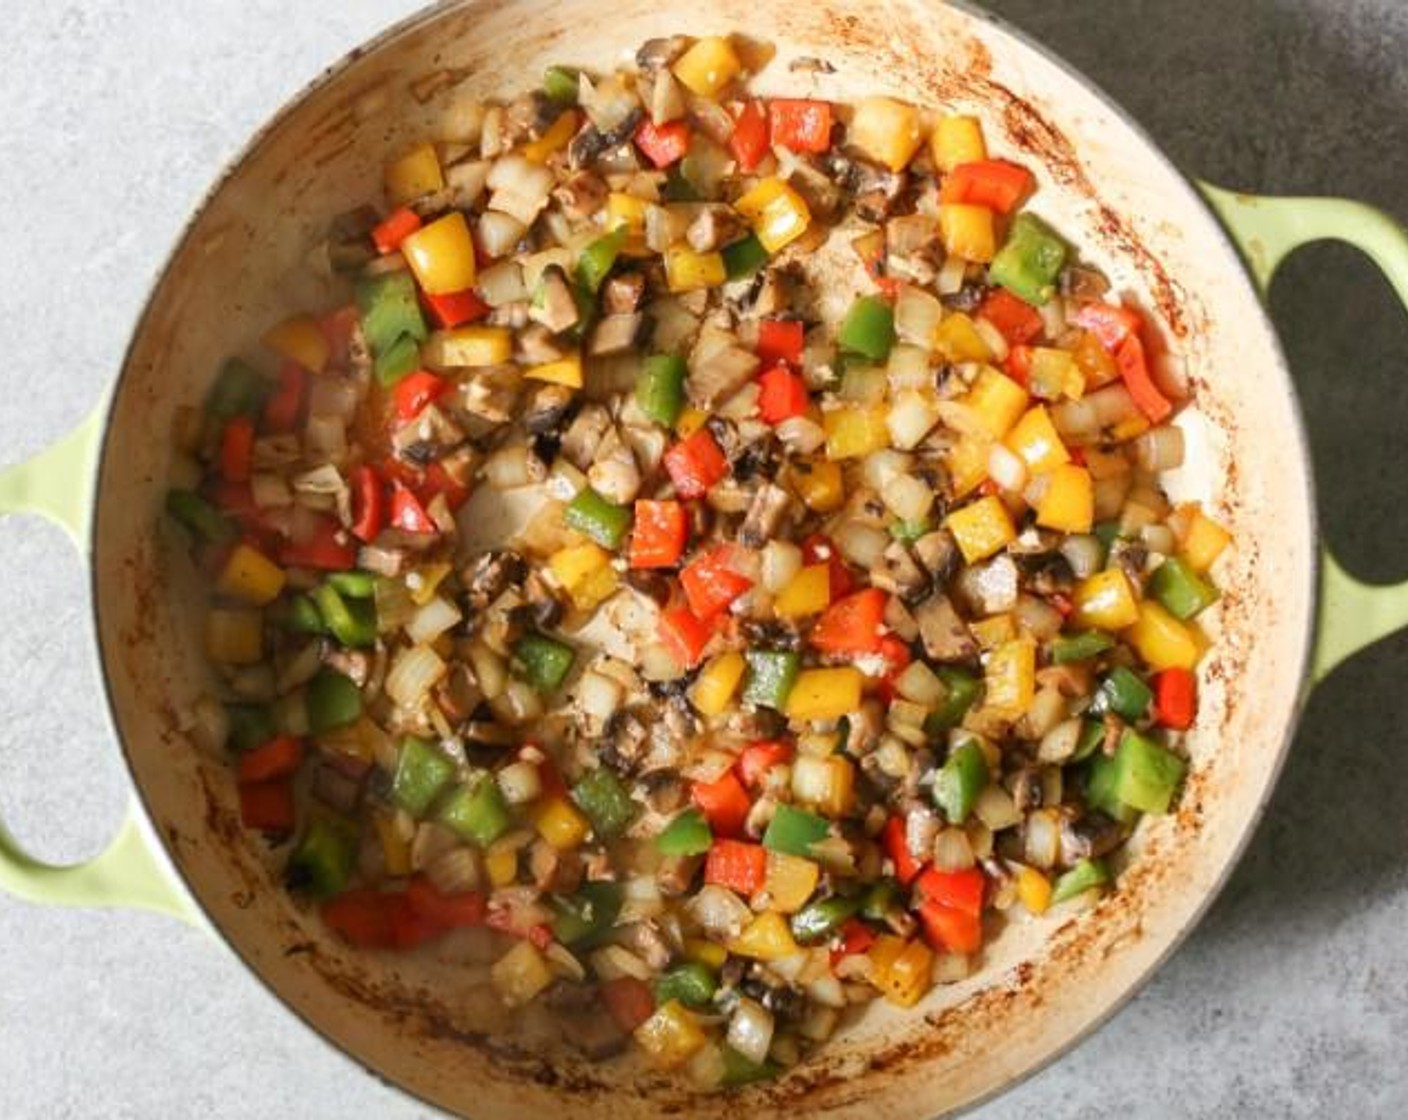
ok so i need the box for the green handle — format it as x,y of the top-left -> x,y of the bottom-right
0,409 -> 201,925
1201,184 -> 1408,682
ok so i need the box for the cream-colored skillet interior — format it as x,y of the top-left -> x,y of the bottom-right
92,1 -> 1314,1116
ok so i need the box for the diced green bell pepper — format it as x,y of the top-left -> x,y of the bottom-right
762,804 -> 829,857
392,736 -> 456,817
165,489 -> 236,544
838,295 -> 896,361
550,880 -> 623,947
1049,630 -> 1115,665
988,212 -> 1068,307
889,517 -> 933,544
288,817 -> 357,899
565,486 -> 632,549
576,227 -> 627,295
374,332 -> 422,388
1050,857 -> 1110,905
326,570 -> 377,598
1109,729 -> 1187,815
656,808 -> 713,856
1093,520 -> 1122,552
720,1047 -> 781,1086
438,773 -> 512,846
933,738 -> 988,825
1084,752 -> 1138,825
1149,557 -> 1218,620
305,668 -> 362,736
653,961 -> 718,1008
311,583 -> 378,649
226,703 -> 277,753
790,894 -> 862,944
572,767 -> 638,840
1071,718 -> 1106,763
637,354 -> 688,428
513,632 -> 576,693
861,877 -> 905,922
543,64 -> 580,105
1095,666 -> 1152,723
741,649 -> 802,710
925,667 -> 983,734
355,270 -> 428,358
279,594 -> 328,636
205,358 -> 270,419
661,163 -> 701,202
721,233 -> 768,280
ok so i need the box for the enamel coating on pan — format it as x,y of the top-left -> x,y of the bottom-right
1,1 -> 1406,1117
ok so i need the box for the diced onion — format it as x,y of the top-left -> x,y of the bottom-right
1051,397 -> 1100,443
476,209 -> 527,258
1023,685 -> 1067,739
987,442 -> 1028,493
1092,473 -> 1132,521
886,392 -> 940,450
1014,595 -> 1063,641
932,951 -> 972,984
590,944 -> 653,981
974,783 -> 1021,831
1141,523 -> 1177,556
686,885 -> 752,938
1037,717 -> 1084,764
386,644 -> 447,708
774,415 -> 826,454
932,827 -> 976,872
861,449 -> 911,492
477,259 -> 527,307
1038,294 -> 1067,340
972,317 -> 1009,361
406,595 -> 463,645
839,364 -> 888,405
886,344 -> 931,391
308,375 -> 359,422
250,473 -> 292,509
761,540 -> 803,593
484,444 -> 536,489
496,760 -> 543,805
1133,425 -> 1185,471
619,876 -> 666,924
727,999 -> 776,1066
1059,534 -> 1105,579
885,474 -> 934,524
489,678 -> 544,724
187,695 -> 229,756
427,846 -> 483,894
894,286 -> 943,348
305,415 -> 348,460
1087,383 -> 1140,427
834,521 -> 889,568
936,255 -> 967,295
576,671 -> 625,725
1023,808 -> 1060,870
896,660 -> 947,707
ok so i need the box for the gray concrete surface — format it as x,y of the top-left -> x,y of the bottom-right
0,1 -> 1404,1116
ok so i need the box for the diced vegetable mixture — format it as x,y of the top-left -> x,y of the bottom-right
166,34 -> 1232,1084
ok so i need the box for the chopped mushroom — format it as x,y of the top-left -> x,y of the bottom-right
688,326 -> 761,408
603,273 -> 646,315
456,364 -> 522,425
686,204 -> 746,254
871,540 -> 929,602
528,266 -> 582,334
913,528 -> 959,581
589,312 -> 645,356
587,428 -> 643,505
462,549 -> 528,611
561,403 -> 611,469
738,482 -> 791,549
914,592 -> 978,662
552,169 -> 608,220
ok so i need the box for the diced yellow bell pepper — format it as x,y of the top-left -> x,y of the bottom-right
522,109 -> 579,162
869,935 -> 934,1008
533,795 -> 591,850
262,314 -> 329,373
757,852 -> 820,914
823,404 -> 890,460
1035,463 -> 1094,534
634,1000 -> 709,1069
963,367 -> 1029,438
733,177 -> 812,254
525,353 -> 585,388
401,211 -> 477,296
205,607 -> 263,665
983,637 -> 1036,717
791,754 -> 856,817
215,543 -> 286,607
849,97 -> 925,172
786,667 -> 863,722
946,495 -> 1017,563
691,651 -> 747,716
676,406 -> 709,437
946,436 -> 992,499
426,325 -> 512,367
931,114 -> 987,172
775,564 -> 832,619
1029,347 -> 1084,401
788,458 -> 844,512
605,191 -> 650,256
969,613 -> 1015,650
1109,412 -> 1152,444
385,141 -> 445,206
939,203 -> 997,263
664,245 -> 728,292
1125,600 -> 1202,671
408,562 -> 453,606
933,312 -> 993,363
549,542 -> 618,610
1073,329 -> 1120,389
1071,569 -> 1140,631
485,845 -> 519,888
1015,864 -> 1052,915
374,813 -> 413,878
683,937 -> 728,970
728,911 -> 800,962
1005,405 -> 1070,474
671,36 -> 742,97
491,940 -> 554,1007
1177,504 -> 1232,573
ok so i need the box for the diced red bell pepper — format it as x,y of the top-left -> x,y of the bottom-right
601,976 -> 656,1034
220,415 -> 255,483
737,740 -> 793,789
918,900 -> 984,954
371,205 -> 423,255
1116,333 -> 1173,424
729,99 -> 770,172
829,917 -> 878,966
634,117 -> 692,168
322,889 -> 395,949
319,305 -> 360,370
405,874 -> 487,930
658,606 -> 716,668
875,635 -> 913,702
1070,301 -> 1144,351
386,893 -> 443,951
768,99 -> 832,153
422,287 -> 490,330
279,514 -> 358,571
629,499 -> 689,570
915,866 -> 986,918
757,365 -> 809,425
389,481 -> 437,534
680,544 -> 754,620
391,369 -> 449,421
881,815 -> 925,887
756,319 -> 805,369
663,428 -> 729,499
979,289 -> 1045,345
419,461 -> 470,513
801,534 -> 855,600
262,362 -> 308,434
239,779 -> 296,834
1153,667 -> 1197,730
1004,344 -> 1033,387
237,735 -> 304,784
810,588 -> 888,656
939,159 -> 1035,214
350,465 -> 385,543
691,769 -> 752,838
704,838 -> 768,895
